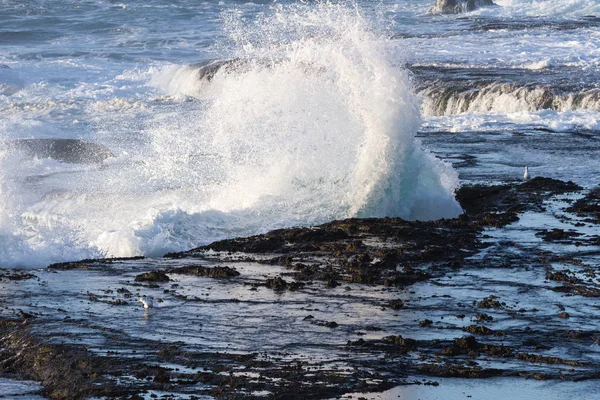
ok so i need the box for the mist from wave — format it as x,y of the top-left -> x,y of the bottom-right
0,2 -> 462,268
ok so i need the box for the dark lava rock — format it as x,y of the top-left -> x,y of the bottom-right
153,369 -> 171,384
476,295 -> 503,309
443,336 -> 516,359
546,271 -> 578,283
515,353 -> 583,367
107,299 -> 128,306
197,235 -> 285,254
313,320 -> 339,328
387,299 -> 405,310
463,325 -> 498,336
481,344 -> 514,358
477,212 -> 520,228
430,0 -> 496,14
536,229 -> 583,242
365,326 -> 383,331
48,256 -> 144,270
443,336 -> 484,356
347,338 -> 366,346
475,313 -> 493,323
383,335 -> 418,352
175,227 -> 349,255
456,178 -> 582,222
265,276 -> 289,291
325,279 -> 340,288
116,287 -> 132,298
455,336 -> 479,351
519,177 -> 582,193
0,269 -> 36,281
566,187 -> 600,222
134,270 -> 170,283
417,363 -> 503,379
168,215 -> 482,289
167,265 -> 240,279
552,283 -> 600,297
419,319 -> 433,328
456,184 -> 514,215
565,330 -> 596,339
0,320 -> 134,399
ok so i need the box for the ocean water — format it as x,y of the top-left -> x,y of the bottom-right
0,0 -> 598,268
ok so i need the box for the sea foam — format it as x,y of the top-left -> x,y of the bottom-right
0,2 -> 462,268
494,0 -> 600,17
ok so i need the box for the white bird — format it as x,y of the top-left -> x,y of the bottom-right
524,166 -> 530,181
138,297 -> 154,309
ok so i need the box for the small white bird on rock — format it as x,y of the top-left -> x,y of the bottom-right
524,166 -> 530,181
138,297 -> 154,309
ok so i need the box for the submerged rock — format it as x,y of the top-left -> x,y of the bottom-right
430,0 -> 496,14
9,139 -> 113,164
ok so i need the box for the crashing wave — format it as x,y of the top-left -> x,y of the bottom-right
0,2 -> 462,268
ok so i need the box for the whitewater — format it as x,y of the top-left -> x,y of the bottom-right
1,0 -> 600,268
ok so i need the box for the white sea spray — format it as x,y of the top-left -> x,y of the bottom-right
0,1 -> 464,268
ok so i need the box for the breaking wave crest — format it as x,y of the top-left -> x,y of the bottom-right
421,83 -> 600,116
0,2 -> 462,268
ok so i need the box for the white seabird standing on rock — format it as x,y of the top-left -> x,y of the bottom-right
524,166 -> 530,181
138,297 -> 154,309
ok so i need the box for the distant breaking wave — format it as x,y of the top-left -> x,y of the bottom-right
494,0 -> 600,18
420,83 -> 600,116
161,61 -> 600,117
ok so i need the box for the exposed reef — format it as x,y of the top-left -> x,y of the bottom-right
1,177 -> 599,399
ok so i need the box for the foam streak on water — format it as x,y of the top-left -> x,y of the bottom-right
0,2 -> 461,268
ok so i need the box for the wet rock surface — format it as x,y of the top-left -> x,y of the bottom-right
1,178 -> 600,399
429,0 -> 496,14
567,186 -> 600,223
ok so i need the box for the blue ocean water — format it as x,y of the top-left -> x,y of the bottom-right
0,0 -> 599,267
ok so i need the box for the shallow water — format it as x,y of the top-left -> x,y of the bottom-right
345,377 -> 600,400
0,377 -> 46,399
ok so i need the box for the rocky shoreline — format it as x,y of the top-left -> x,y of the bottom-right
429,0 -> 497,14
1,177 -> 599,399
